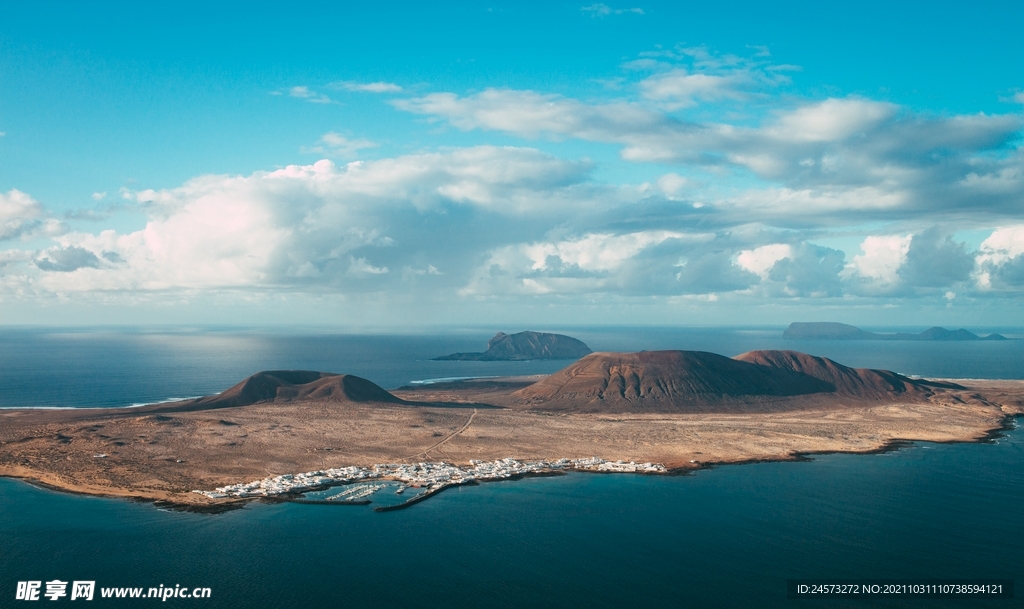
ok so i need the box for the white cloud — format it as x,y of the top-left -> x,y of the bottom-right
975,226 -> 1024,289
0,248 -> 32,268
91,192 -> 107,201
393,88 -> 665,140
975,225 -> 1024,291
302,132 -> 379,158
847,234 -> 912,284
737,243 -> 793,278
639,69 -> 748,109
0,189 -> 63,241
331,81 -> 403,93
1013,91 -> 1024,104
347,256 -> 389,276
978,225 -> 1024,264
580,4 -> 644,16
657,173 -> 688,197
523,230 -> 687,272
765,98 -> 895,142
12,147 -> 604,294
287,86 -> 333,104
0,190 -> 42,237
394,80 -> 1023,225
461,230 -> 715,296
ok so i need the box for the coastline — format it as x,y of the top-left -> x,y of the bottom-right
2,412 -> 1019,512
687,412 -> 1021,473
1,371 -> 1020,511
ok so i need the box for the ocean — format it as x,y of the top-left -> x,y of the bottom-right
0,326 -> 1022,607
1,326 -> 1021,408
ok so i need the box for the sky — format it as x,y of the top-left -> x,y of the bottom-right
1,1 -> 1022,328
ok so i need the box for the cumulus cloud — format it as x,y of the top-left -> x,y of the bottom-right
11,147 -> 612,295
737,243 -> 793,278
846,234 -> 912,286
736,242 -> 846,297
0,248 -> 32,268
976,225 -> 1024,289
460,230 -> 739,297
395,79 -> 1023,225
897,228 -> 974,288
673,250 -> 758,294
631,47 -> 794,109
765,98 -> 896,143
766,243 -> 846,297
0,189 -> 64,241
639,69 -> 749,109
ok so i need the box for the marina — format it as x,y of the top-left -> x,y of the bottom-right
326,483 -> 388,502
193,458 -> 668,508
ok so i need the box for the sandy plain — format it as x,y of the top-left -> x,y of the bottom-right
0,377 -> 1021,508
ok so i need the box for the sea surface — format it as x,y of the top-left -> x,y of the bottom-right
0,326 -> 1022,607
1,325 -> 1022,408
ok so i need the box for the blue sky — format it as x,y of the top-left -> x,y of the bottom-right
1,1 -> 1022,327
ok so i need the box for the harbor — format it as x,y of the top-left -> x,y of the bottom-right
193,458 -> 668,509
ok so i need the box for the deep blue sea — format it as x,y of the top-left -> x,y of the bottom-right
1,326 -> 1022,607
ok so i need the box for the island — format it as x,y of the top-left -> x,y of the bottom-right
1,349 -> 1021,510
433,331 -> 593,360
784,322 -> 1007,341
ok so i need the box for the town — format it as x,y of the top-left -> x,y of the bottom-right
193,457 -> 668,501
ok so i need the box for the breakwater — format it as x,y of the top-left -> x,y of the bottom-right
193,458 -> 668,505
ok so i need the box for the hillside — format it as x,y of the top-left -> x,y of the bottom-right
733,350 -> 961,399
434,331 -> 593,361
175,370 -> 403,410
510,350 -> 833,413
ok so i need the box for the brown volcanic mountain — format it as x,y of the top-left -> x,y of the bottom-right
177,370 -> 403,410
734,350 -> 962,399
435,331 -> 593,361
511,351 -> 834,413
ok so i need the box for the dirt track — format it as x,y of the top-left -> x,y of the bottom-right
0,379 -> 1021,507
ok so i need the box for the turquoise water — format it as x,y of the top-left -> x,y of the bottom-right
1,328 -> 1022,607
1,427 -> 1021,608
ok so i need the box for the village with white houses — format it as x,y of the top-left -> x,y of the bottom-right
194,457 -> 668,508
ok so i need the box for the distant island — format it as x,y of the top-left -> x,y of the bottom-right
434,331 -> 593,361
784,322 -> 1007,341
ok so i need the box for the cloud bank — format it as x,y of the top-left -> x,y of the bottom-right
3,46 -> 1022,319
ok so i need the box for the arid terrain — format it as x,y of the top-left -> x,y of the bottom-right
1,350 -> 1021,507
